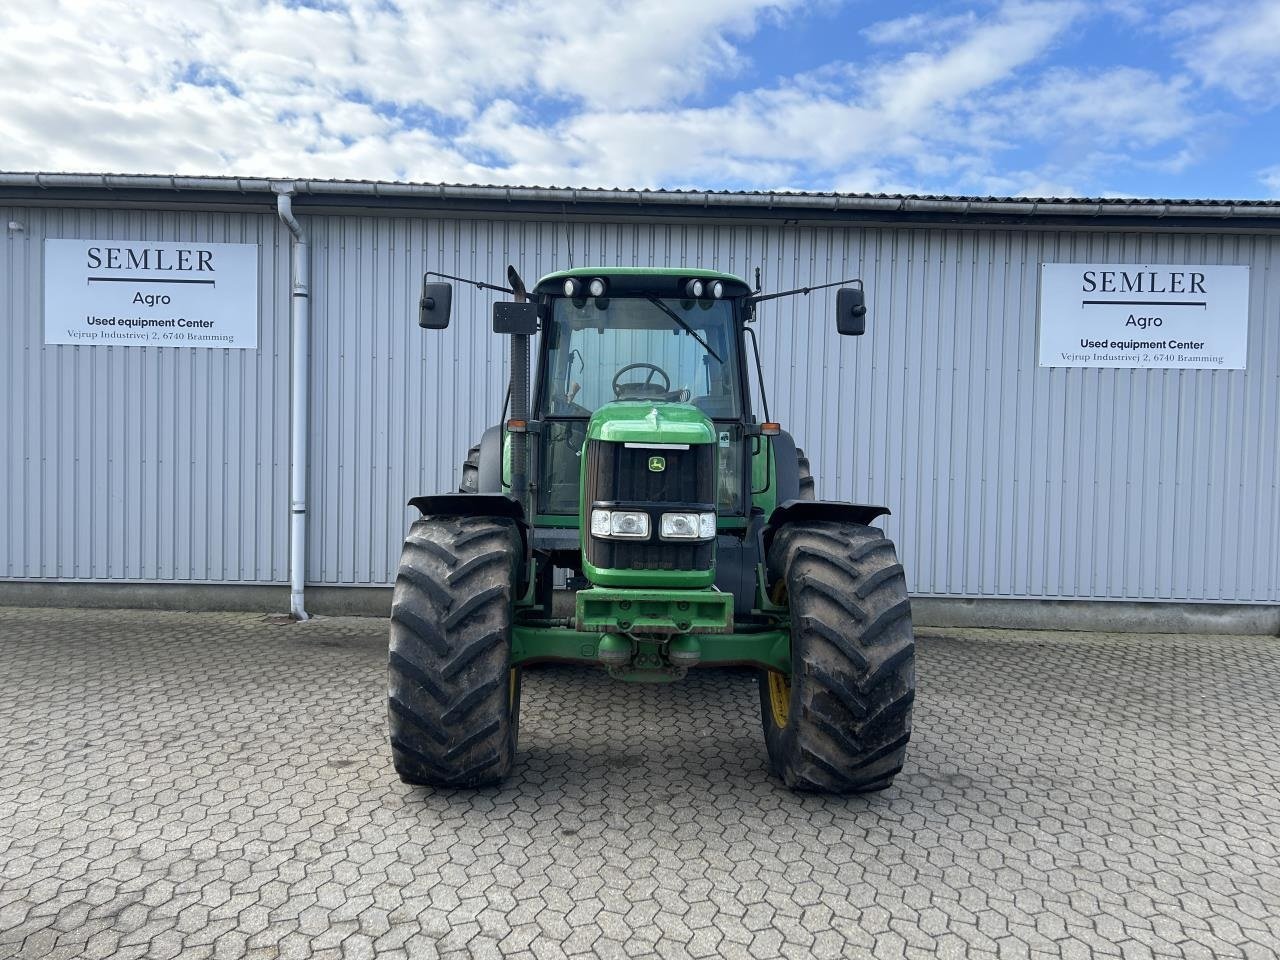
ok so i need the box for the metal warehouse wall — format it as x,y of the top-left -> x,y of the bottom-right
4,205 -> 1278,603
2,206 -> 292,583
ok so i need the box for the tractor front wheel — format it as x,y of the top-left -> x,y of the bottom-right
387,516 -> 522,788
759,521 -> 915,793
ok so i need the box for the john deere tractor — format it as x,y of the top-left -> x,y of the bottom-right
388,266 -> 915,793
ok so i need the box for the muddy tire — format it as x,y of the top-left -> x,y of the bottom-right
759,521 -> 914,793
387,516 -> 521,788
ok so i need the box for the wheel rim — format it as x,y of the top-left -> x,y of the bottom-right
767,671 -> 791,728
767,577 -> 792,728
508,668 -> 518,708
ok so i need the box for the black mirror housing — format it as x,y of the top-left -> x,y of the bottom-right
419,280 -> 452,329
836,287 -> 867,336
493,301 -> 539,335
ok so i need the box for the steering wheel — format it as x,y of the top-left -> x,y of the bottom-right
612,362 -> 672,399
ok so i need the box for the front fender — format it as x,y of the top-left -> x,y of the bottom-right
408,492 -> 525,522
763,498 -> 890,553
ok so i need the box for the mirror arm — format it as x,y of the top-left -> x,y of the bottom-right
425,269 -> 514,296
745,276 -> 862,306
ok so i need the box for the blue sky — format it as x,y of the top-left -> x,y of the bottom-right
2,0 -> 1278,198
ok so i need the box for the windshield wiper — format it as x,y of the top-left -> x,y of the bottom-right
643,295 -> 722,363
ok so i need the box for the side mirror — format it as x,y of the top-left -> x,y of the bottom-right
493,301 -> 539,335
836,288 -> 867,336
419,280 -> 452,329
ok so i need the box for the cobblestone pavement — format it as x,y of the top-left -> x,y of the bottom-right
0,607 -> 1278,960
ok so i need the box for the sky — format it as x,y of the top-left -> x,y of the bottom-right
1,0 -> 1278,199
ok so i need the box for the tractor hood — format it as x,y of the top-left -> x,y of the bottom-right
586,401 -> 717,446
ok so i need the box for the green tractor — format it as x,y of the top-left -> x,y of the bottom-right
388,266 -> 915,793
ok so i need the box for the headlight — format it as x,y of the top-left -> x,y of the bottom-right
660,511 -> 717,540
699,512 -> 717,539
590,509 -> 650,539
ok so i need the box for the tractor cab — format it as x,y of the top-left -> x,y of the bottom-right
536,269 -> 748,416
531,269 -> 753,520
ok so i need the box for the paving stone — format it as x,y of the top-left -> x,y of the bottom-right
0,607 -> 1278,959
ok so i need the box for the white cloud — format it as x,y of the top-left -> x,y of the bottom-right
492,1 -> 1116,192
0,0 -> 1226,197
983,67 -> 1195,148
865,1 -> 1081,122
1262,165 -> 1280,196
863,11 -> 980,46
533,0 -> 803,109
0,0 -> 802,178
1166,1 -> 1280,103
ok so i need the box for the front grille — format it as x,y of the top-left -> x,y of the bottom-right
584,440 -> 715,572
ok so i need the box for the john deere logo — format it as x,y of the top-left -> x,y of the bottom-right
648,456 -> 666,472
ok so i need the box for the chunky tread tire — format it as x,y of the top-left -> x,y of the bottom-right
759,521 -> 915,793
796,448 -> 816,501
388,516 -> 520,788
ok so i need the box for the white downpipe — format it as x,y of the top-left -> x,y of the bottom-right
275,186 -> 310,621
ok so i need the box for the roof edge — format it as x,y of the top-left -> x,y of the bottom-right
2,172 -> 1278,221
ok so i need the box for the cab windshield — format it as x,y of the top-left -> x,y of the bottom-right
541,296 -> 741,419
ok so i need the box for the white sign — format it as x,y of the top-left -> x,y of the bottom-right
44,239 -> 259,348
1038,263 -> 1249,369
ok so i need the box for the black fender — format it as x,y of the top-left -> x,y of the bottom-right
762,498 -> 891,555
476,425 -> 504,492
771,430 -> 801,503
408,492 -> 525,521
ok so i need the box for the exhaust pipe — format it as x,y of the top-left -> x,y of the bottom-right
510,334 -> 530,505
507,266 -> 531,509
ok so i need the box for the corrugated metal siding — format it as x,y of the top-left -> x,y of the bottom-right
1,206 -> 291,582
4,207 -> 1278,602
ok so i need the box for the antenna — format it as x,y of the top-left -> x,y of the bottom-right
561,204 -> 575,268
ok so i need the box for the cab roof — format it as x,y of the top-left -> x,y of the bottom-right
532,267 -> 752,298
